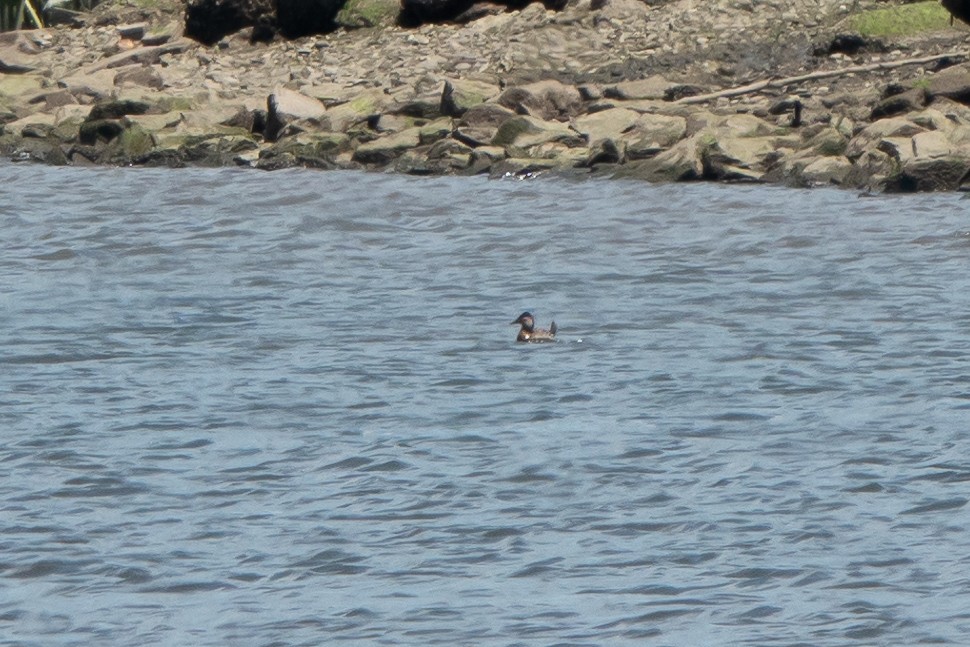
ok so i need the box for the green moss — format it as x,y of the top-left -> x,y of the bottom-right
117,124 -> 155,157
335,0 -> 398,28
847,1 -> 950,37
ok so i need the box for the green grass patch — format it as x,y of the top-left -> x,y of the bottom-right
847,1 -> 952,37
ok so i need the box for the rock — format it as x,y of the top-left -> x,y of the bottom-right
353,126 -> 423,165
497,80 -> 583,122
264,87 -> 326,142
400,0 -> 565,26
887,157 -> 970,192
912,130 -> 952,159
59,69 -> 117,103
798,156 -> 852,186
428,139 -> 474,170
583,137 -> 623,166
400,0 -> 473,25
323,90 -> 391,133
85,39 -> 194,72
603,76 -> 672,101
806,126 -> 847,157
941,0 -> 970,27
418,117 -> 452,145
37,90 -> 79,111
457,102 -> 517,128
623,113 -> 688,160
491,114 -> 580,149
926,64 -> 970,105
845,117 -> 925,160
0,73 -> 44,110
114,66 -> 165,90
844,149 -> 896,190
11,137 -> 68,165
79,119 -> 127,145
876,136 -> 916,165
87,99 -> 153,121
571,107 -> 639,143
275,0 -> 343,38
705,135 -> 777,179
0,34 -> 37,74
258,132 -> 347,168
441,78 -> 500,117
870,88 -> 926,120
185,0 -> 276,44
117,23 -> 149,40
453,101 -> 517,146
617,132 -> 711,182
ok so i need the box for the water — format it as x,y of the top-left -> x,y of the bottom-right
3,165 -> 970,646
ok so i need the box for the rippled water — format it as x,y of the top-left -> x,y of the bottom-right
3,165 -> 970,645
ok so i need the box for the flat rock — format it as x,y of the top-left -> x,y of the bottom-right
603,76 -> 672,101
912,130 -> 952,159
571,107 -> 640,143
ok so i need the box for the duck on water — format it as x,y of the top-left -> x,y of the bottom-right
511,312 -> 557,343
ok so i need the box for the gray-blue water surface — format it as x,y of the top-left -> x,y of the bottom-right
3,165 -> 970,646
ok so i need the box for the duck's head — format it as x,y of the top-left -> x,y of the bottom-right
511,312 -> 535,331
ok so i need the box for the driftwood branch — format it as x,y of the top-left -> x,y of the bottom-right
675,51 -> 969,105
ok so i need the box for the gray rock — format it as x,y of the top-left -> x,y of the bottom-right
264,87 -> 327,142
571,107 -> 639,144
617,132 -> 711,182
887,157 -> 970,192
926,63 -> 970,105
353,126 -> 423,165
114,66 -> 165,90
441,79 -> 500,117
845,117 -> 925,160
798,156 -> 853,186
603,76 -> 672,101
623,113 -> 687,160
497,80 -> 583,122
870,88 -> 926,120
912,130 -> 952,159
491,114 -> 580,148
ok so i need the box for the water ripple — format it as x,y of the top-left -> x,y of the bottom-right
1,169 -> 969,645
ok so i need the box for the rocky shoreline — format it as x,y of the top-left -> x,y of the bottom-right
3,0 -> 970,191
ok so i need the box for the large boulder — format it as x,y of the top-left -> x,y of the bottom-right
399,0 -> 472,25
941,0 -> 970,26
887,157 -> 970,192
571,107 -> 640,143
185,0 -> 342,44
264,87 -> 327,142
454,102 -> 517,146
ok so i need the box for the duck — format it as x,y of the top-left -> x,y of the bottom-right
511,311 -> 558,343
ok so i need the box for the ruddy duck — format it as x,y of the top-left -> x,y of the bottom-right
511,311 -> 557,343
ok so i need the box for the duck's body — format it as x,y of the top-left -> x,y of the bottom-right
511,311 -> 557,343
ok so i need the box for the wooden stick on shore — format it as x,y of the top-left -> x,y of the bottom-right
675,51 -> 969,105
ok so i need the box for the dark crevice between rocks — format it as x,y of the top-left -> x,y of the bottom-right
814,33 -> 885,57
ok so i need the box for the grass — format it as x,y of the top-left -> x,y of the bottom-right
847,1 -> 952,37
